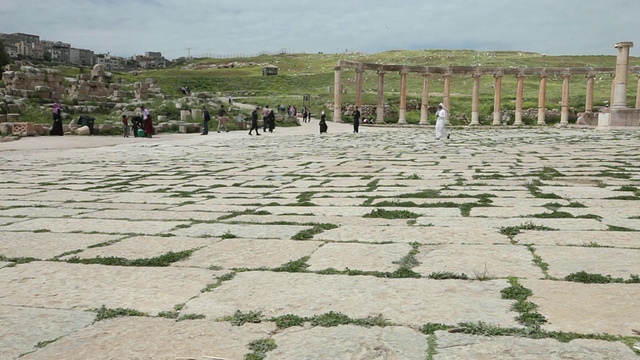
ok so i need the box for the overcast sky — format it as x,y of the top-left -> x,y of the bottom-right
2,0 -> 639,60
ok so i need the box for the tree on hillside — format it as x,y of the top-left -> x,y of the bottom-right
0,39 -> 11,74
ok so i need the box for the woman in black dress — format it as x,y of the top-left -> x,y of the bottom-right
49,102 -> 64,136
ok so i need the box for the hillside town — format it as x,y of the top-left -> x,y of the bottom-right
0,32 -> 171,70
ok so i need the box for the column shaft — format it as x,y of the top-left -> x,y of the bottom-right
561,73 -> 571,124
376,71 -> 385,123
492,74 -> 503,125
420,73 -> 430,125
537,75 -> 547,125
333,66 -> 342,122
585,75 -> 595,112
470,74 -> 480,125
443,73 -> 451,121
636,75 -> 640,109
514,74 -> 525,125
355,69 -> 363,109
612,42 -> 633,109
398,71 -> 408,124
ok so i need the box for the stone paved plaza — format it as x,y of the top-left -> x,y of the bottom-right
1,121 -> 639,359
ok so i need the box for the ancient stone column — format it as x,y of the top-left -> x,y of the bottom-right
636,74 -> 640,109
585,73 -> 596,112
492,72 -> 503,125
561,72 -> 571,124
612,42 -> 634,109
333,65 -> 342,122
537,74 -> 547,125
609,75 -> 616,108
398,70 -> 408,124
420,72 -> 430,125
376,70 -> 385,123
355,68 -> 364,109
443,71 -> 452,121
514,73 -> 525,125
470,72 -> 481,125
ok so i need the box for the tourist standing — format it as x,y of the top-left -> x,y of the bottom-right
436,103 -> 449,140
319,111 -> 328,134
353,107 -> 361,133
267,109 -> 276,133
122,114 -> 129,137
141,105 -> 154,138
217,104 -> 228,133
249,106 -> 261,135
49,102 -> 64,136
262,105 -> 271,132
202,105 -> 210,135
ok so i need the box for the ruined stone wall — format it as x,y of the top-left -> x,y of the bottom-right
2,66 -> 66,99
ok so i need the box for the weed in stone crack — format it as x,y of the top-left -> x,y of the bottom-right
525,245 -> 550,277
499,221 -> 557,239
272,256 -> 310,273
596,170 -> 632,179
428,272 -> 469,280
363,208 -> 420,219
176,313 -> 206,321
395,190 -> 440,198
0,255 -> 39,265
393,243 -> 421,269
524,181 -> 563,199
201,272 -> 236,292
218,208 -> 271,221
87,239 -> 122,248
501,277 -> 547,328
420,322 -> 454,334
226,310 -> 263,326
290,223 -> 338,240
271,314 -> 306,329
65,249 -> 195,267
157,311 -> 179,319
245,338 -> 277,360
221,231 -> 238,239
607,225 -> 637,232
564,271 -> 640,284
92,305 -> 147,322
33,229 -> 51,233
310,311 -> 351,327
35,337 -> 62,348
472,263 -> 494,280
366,179 -> 380,191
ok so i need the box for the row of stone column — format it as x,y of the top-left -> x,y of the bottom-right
333,67 -> 640,125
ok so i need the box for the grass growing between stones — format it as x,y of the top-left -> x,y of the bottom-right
245,338 -> 277,360
92,305 -> 148,322
428,271 -> 470,280
290,223 -> 339,240
499,221 -> 557,242
200,272 -> 236,292
564,271 -> 640,284
363,208 -> 421,219
225,310 -> 394,330
525,244 -> 551,278
525,180 -> 562,199
64,249 -> 196,267
0,255 -> 39,266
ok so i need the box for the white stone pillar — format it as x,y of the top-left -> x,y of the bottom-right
333,65 -> 342,122
420,72 -> 430,125
514,73 -> 525,125
537,74 -> 547,125
443,72 -> 452,121
376,70 -> 385,123
612,41 -> 633,109
561,72 -> 571,124
636,74 -> 640,109
470,72 -> 481,125
398,70 -> 408,124
585,73 -> 595,112
355,68 -> 364,109
492,72 -> 503,125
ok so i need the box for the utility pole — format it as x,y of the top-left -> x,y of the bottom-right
186,48 -> 192,58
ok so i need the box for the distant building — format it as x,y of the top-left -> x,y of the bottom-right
95,54 -> 126,71
262,64 -> 279,76
1,32 -> 42,59
41,41 -> 71,63
70,48 -> 95,66
135,51 -> 168,69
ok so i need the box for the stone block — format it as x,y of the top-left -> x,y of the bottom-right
76,126 -> 91,135
0,122 -> 12,135
33,124 -> 48,136
11,122 -> 35,136
0,114 -> 6,123
180,110 -> 191,121
7,114 -> 20,122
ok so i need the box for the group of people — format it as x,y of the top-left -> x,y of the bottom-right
301,107 -> 311,123
201,104 -> 229,135
120,105 -> 154,138
351,103 -> 448,139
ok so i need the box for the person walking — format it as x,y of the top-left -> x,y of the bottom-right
435,103 -> 449,140
267,108 -> 276,133
262,105 -> 271,132
319,111 -> 328,134
353,107 -> 361,133
49,102 -> 64,136
122,114 -> 130,137
249,106 -> 261,135
202,105 -> 210,135
141,105 -> 154,138
217,104 -> 228,133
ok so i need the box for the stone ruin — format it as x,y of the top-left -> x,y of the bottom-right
2,66 -> 66,99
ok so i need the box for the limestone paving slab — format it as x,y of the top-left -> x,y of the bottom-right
306,242 -> 413,272
515,230 -> 640,248
20,190 -> 117,203
535,246 -> 640,279
0,206 -> 95,218
0,261 -> 218,314
170,222 -> 312,239
413,244 -> 543,279
521,279 -> 640,336
268,324 -> 429,360
73,209 -> 220,222
416,217 -> 609,231
232,214 -> 409,227
0,305 -> 95,360
318,225 -> 509,244
57,201 -> 172,211
20,317 -> 275,360
182,272 -> 519,328
174,238 -> 322,269
61,236 -> 216,261
0,232 -> 122,259
97,192 -> 200,205
433,330 -> 638,360
2,218 -> 188,235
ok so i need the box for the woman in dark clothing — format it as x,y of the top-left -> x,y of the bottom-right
353,107 -> 360,133
49,102 -> 64,136
319,111 -> 328,134
141,106 -> 155,138
267,109 -> 276,133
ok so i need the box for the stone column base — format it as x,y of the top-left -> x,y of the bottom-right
597,109 -> 640,130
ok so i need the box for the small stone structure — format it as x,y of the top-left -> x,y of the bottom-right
597,42 -> 640,129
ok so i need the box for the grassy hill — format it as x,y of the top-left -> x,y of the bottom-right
131,49 -> 638,124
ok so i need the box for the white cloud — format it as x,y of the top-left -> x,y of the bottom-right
2,0 -> 639,59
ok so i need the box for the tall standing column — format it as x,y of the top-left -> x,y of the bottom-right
514,73 -> 525,125
398,70 -> 408,124
492,72 -> 503,125
609,75 -> 615,108
443,72 -> 452,121
560,72 -> 571,124
376,70 -> 385,123
585,73 -> 595,112
636,74 -> 640,109
470,72 -> 481,125
419,72 -> 430,125
333,65 -> 342,122
355,68 -> 364,110
612,41 -> 634,109
537,74 -> 547,125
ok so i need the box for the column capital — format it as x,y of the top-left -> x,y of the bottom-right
562,72 -> 572,79
615,41 -> 634,49
377,70 -> 386,75
516,72 -> 526,79
472,72 -> 482,78
494,72 -> 504,79
334,66 -> 342,71
399,70 -> 408,75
